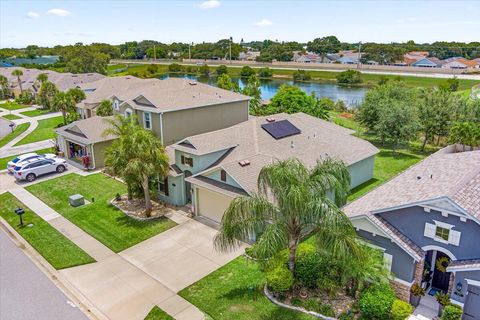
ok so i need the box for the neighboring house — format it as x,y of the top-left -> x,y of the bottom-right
410,57 -> 443,68
344,145 -> 480,317
239,51 -> 260,61
337,56 -> 359,64
160,113 -> 379,223
442,58 -> 478,70
56,76 -> 250,169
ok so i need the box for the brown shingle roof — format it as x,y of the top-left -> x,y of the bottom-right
55,116 -> 116,145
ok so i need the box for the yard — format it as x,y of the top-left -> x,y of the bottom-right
14,116 -> 63,146
26,173 -> 177,252
20,109 -> 55,117
0,102 -> 31,110
0,122 -> 30,148
144,307 -> 174,320
0,147 -> 55,170
0,192 -> 95,269
2,114 -> 21,120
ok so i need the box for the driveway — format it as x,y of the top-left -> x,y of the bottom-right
120,217 -> 246,292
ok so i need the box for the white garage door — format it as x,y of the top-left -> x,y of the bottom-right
197,187 -> 233,224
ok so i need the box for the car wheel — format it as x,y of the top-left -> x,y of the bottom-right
56,165 -> 65,173
26,173 -> 36,182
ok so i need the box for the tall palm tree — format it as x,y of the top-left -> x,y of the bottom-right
37,73 -> 48,84
53,91 -> 75,124
214,158 -> 361,273
11,69 -> 24,95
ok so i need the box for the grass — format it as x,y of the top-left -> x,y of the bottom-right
0,122 -> 30,148
0,147 -> 54,170
14,116 -> 63,146
20,109 -> 54,117
26,173 -> 177,252
2,114 -> 21,120
0,192 -> 95,269
0,102 -> 31,110
179,256 -> 314,320
144,307 -> 174,320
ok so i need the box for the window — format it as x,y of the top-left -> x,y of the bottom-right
144,112 -> 151,130
159,177 -> 169,196
435,226 -> 450,241
125,108 -> 133,118
181,155 -> 193,167
424,221 -> 461,246
113,100 -> 119,110
220,169 -> 227,182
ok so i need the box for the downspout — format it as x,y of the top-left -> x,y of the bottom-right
90,143 -> 96,170
159,113 -> 164,144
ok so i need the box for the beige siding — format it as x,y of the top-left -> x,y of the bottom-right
162,100 -> 248,146
92,140 -> 113,168
197,187 -> 233,223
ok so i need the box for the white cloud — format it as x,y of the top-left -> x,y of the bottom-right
26,11 -> 40,19
46,8 -> 71,17
254,19 -> 273,27
196,0 -> 220,9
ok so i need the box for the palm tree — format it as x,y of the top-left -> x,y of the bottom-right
214,157 -> 361,273
0,75 -> 9,99
96,100 -> 113,116
53,92 -> 75,125
11,69 -> 23,95
67,87 -> 86,104
37,73 -> 48,84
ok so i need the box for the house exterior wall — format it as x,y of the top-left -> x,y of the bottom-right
378,206 -> 480,260
452,270 -> 480,304
92,140 -> 113,169
158,174 -> 185,206
204,168 -> 243,189
161,100 -> 249,146
175,149 -> 228,175
348,155 -> 375,188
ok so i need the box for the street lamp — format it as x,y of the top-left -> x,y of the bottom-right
189,42 -> 193,60
9,123 -> 14,133
15,207 -> 25,227
229,37 -> 233,63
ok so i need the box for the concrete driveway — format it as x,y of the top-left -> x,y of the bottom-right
120,217 -> 246,292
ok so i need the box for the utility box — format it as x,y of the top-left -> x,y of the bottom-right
69,194 -> 85,207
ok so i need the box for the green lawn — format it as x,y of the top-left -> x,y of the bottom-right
179,256 -> 314,320
0,102 -> 31,110
0,122 -> 30,148
2,114 -> 21,120
144,307 -> 174,320
0,192 -> 95,269
0,147 -> 54,170
26,173 -> 177,252
14,116 -> 63,146
20,109 -> 54,117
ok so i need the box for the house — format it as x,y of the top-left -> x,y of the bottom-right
159,113 -> 379,223
239,51 -> 260,61
343,145 -> 480,317
442,58 -> 478,70
410,57 -> 443,68
56,76 -> 251,169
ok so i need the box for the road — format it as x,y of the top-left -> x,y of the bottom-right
0,228 -> 88,320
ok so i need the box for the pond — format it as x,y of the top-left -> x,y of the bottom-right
159,74 -> 367,108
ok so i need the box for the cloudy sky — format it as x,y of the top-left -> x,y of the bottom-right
1,0 -> 479,48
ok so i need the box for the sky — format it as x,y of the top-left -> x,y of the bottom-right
1,0 -> 479,48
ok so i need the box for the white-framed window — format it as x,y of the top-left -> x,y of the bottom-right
113,100 -> 119,111
180,154 -> 193,167
143,112 -> 151,130
424,221 -> 461,246
383,253 -> 393,272
125,108 -> 133,118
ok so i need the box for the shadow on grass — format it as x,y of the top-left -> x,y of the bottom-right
376,149 -> 422,160
349,178 -> 379,195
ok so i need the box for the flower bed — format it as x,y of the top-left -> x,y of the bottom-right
111,195 -> 169,220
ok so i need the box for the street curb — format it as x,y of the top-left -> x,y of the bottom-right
0,216 -> 109,320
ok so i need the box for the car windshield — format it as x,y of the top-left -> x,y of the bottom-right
12,157 -> 20,163
13,166 -> 22,171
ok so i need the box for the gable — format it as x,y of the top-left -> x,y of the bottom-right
412,58 -> 437,66
133,95 -> 155,107
65,125 -> 87,138
204,167 -> 244,190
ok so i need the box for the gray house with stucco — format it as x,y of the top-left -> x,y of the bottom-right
343,145 -> 480,319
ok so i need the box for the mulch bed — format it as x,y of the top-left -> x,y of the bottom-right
111,195 -> 169,220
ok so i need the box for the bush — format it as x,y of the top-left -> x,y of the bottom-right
258,67 -> 273,78
336,69 -> 362,84
168,63 -> 184,73
295,246 -> 322,288
359,284 -> 395,319
216,65 -> 228,75
16,91 -> 34,104
240,66 -> 256,78
199,64 -> 210,76
391,299 -> 413,320
338,312 -> 354,320
441,305 -> 463,320
304,299 -> 335,317
266,266 -> 294,293
293,69 -> 311,81
185,66 -> 198,74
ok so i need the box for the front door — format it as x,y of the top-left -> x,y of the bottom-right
184,171 -> 192,203
432,251 -> 451,292
464,284 -> 480,320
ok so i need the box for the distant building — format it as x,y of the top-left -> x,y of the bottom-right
442,57 -> 479,70
239,51 -> 260,61
4,55 -> 60,66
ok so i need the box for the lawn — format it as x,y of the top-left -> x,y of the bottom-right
0,147 -> 54,170
179,256 -> 314,320
20,109 -> 54,117
2,114 -> 21,120
0,192 -> 95,269
0,102 -> 31,110
14,116 -> 63,146
0,122 -> 30,148
26,173 -> 177,252
144,307 -> 174,320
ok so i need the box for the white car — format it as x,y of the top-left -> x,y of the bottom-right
7,153 -> 56,173
12,157 -> 67,182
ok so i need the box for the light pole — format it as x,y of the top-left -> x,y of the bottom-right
189,42 -> 193,61
357,41 -> 362,69
229,37 -> 232,63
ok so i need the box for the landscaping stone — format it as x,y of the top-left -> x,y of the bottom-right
111,195 -> 169,220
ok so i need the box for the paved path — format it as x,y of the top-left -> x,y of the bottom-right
0,139 -> 55,158
0,117 -> 12,139
0,228 -> 88,320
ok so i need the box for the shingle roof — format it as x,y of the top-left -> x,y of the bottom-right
55,116 -> 116,145
179,113 -> 379,195
343,145 -> 480,220
78,76 -> 250,112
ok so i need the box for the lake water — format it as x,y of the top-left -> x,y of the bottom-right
160,74 -> 367,107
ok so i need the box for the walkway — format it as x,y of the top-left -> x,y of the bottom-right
409,295 -> 438,320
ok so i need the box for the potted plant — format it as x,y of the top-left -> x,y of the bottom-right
435,292 -> 450,317
410,283 -> 425,307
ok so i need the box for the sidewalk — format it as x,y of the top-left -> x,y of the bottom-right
0,139 -> 54,158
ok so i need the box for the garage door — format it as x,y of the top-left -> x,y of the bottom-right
197,187 -> 233,224
464,284 -> 480,320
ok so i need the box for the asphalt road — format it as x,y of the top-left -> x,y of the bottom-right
0,228 -> 88,320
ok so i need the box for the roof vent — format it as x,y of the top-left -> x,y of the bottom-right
417,176 -> 422,180
266,118 -> 275,122
239,160 -> 251,167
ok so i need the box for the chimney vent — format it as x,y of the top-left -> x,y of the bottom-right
239,160 -> 251,167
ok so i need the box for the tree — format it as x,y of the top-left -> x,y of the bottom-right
53,91 -> 76,125
62,44 -> 109,74
449,122 -> 480,151
216,74 -> 238,91
336,70 -> 362,84
37,73 -> 48,84
37,81 -> 58,110
11,69 -> 23,94
307,36 -> 341,62
361,43 -> 405,65
199,64 -> 210,76
214,158 -> 360,273
440,77 -> 460,92
216,65 -> 228,76
0,75 -> 10,99
293,69 -> 311,81
258,67 -> 273,78
67,87 -> 86,104
241,75 -> 262,115
96,100 -> 113,117
240,66 -> 256,78
25,45 -> 39,59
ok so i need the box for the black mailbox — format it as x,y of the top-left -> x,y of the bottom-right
15,208 -> 25,226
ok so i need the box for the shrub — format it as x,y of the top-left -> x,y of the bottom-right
293,69 -> 311,81
258,67 -> 273,78
168,63 -> 184,73
441,305 -> 463,320
295,247 -> 322,288
199,64 -> 210,76
16,91 -> 34,104
391,299 -> 413,320
185,66 -> 198,74
410,283 -> 425,296
240,66 -> 256,78
266,266 -> 294,293
435,292 -> 451,306
304,299 -> 335,317
338,312 -> 354,320
359,284 -> 395,319
216,65 -> 228,75
336,69 -> 362,84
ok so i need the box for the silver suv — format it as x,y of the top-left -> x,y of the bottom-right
13,157 -> 68,182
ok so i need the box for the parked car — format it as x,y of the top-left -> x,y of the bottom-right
12,158 -> 67,182
7,153 -> 56,173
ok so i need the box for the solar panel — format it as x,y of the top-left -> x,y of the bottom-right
261,120 -> 301,140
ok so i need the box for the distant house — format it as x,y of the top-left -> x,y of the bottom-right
337,55 -> 359,64
411,57 -> 442,68
442,58 -> 478,70
239,51 -> 260,61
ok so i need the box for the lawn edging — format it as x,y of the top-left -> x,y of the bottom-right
264,285 -> 336,320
